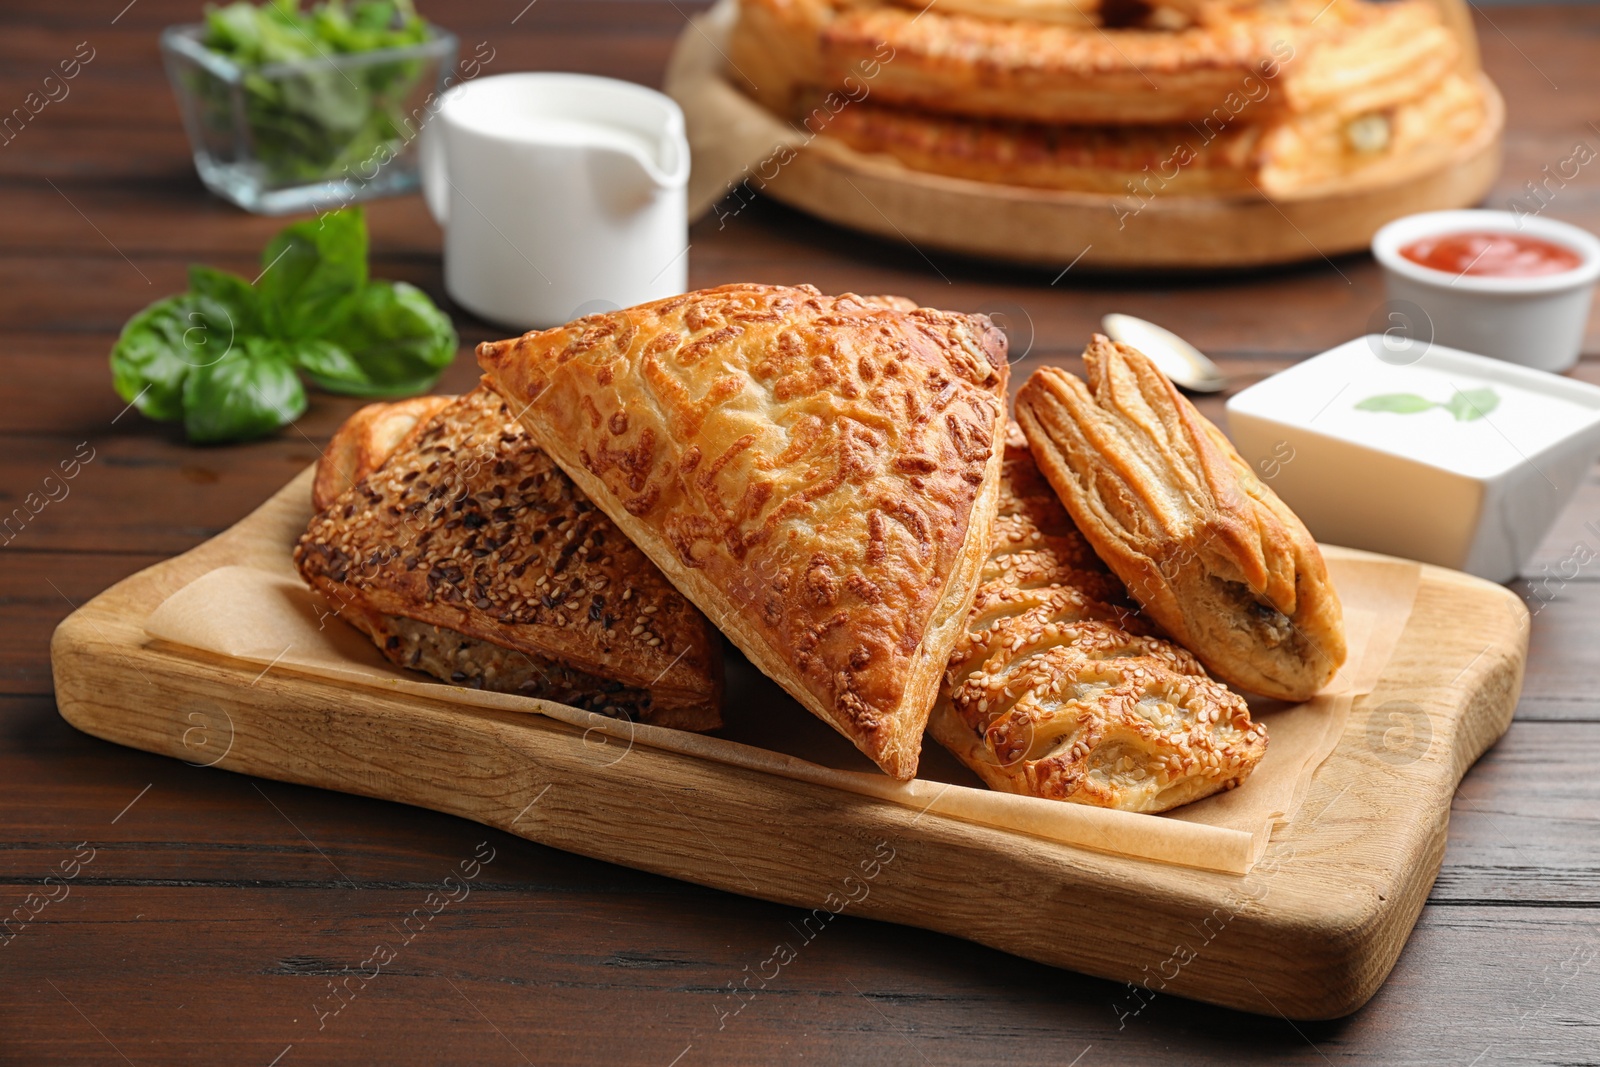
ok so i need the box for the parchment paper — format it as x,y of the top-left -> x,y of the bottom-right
142,479 -> 1420,875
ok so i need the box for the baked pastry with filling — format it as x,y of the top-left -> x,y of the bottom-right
295,386 -> 724,730
312,395 -> 453,512
803,71 -> 1487,198
931,426 -> 1267,811
1016,337 -> 1344,702
730,0 -> 1457,126
478,284 -> 1009,780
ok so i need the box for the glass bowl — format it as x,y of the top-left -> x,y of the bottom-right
161,21 -> 458,215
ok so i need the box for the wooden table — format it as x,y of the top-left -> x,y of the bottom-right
4,2 -> 1597,1063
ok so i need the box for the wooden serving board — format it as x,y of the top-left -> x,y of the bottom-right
670,0 -> 1504,270
51,471 -> 1527,1020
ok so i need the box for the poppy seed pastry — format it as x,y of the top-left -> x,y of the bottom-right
478,284 -> 1010,780
295,386 -> 724,730
931,427 -> 1268,812
1016,336 -> 1345,702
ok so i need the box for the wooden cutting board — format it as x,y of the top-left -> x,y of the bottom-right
51,469 -> 1527,1020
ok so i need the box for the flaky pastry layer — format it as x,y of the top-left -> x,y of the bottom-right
804,71 -> 1485,198
296,387 -> 724,728
930,428 -> 1267,811
312,395 -> 452,513
1016,337 -> 1345,702
730,0 -> 1457,126
479,284 -> 1010,780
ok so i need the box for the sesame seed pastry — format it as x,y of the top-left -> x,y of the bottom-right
1015,336 -> 1345,703
311,395 -> 454,513
930,426 -> 1268,812
478,284 -> 1010,781
294,385 -> 724,731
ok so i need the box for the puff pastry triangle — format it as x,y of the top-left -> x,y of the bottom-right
478,284 -> 1010,779
311,395 -> 452,513
296,386 -> 724,729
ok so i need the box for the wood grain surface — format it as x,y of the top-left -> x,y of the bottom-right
3,0 -> 1599,1064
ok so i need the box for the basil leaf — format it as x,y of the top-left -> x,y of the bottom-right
289,338 -> 370,389
1445,387 -> 1500,422
181,338 -> 307,443
110,200 -> 459,442
188,264 -> 260,338
110,295 -> 202,422
1354,393 -> 1437,415
322,280 -> 458,396
257,207 -> 368,339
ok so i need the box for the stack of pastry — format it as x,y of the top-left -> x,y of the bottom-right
726,0 -> 1484,198
298,285 -> 1345,815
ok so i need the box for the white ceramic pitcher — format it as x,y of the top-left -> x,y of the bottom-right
420,73 -> 690,330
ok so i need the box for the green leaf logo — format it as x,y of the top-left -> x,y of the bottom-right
1444,387 -> 1500,421
1355,387 -> 1501,422
1355,393 -> 1436,414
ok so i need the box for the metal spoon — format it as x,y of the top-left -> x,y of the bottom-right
1101,313 -> 1228,393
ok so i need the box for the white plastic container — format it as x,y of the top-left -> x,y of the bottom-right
1226,336 -> 1600,582
1371,209 -> 1600,373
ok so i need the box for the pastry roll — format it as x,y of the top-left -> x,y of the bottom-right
479,284 -> 1009,780
1256,71 -> 1487,195
296,386 -> 724,730
803,71 -> 1487,198
730,0 -> 1456,126
931,428 -> 1267,812
1016,337 -> 1345,702
882,0 -> 1100,27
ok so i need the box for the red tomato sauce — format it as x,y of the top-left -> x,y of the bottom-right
1400,230 -> 1583,277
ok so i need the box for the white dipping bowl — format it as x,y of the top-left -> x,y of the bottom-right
1371,209 -> 1600,373
1227,336 -> 1600,583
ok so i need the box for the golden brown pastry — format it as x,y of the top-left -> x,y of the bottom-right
1255,71 -> 1486,195
1277,0 -> 1460,120
731,0 -> 1457,126
884,0 -> 1099,27
296,386 -> 724,730
1015,337 -> 1345,702
311,395 -> 452,512
804,71 -> 1486,198
478,284 -> 1009,780
839,0 -> 1235,29
932,427 -> 1267,811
